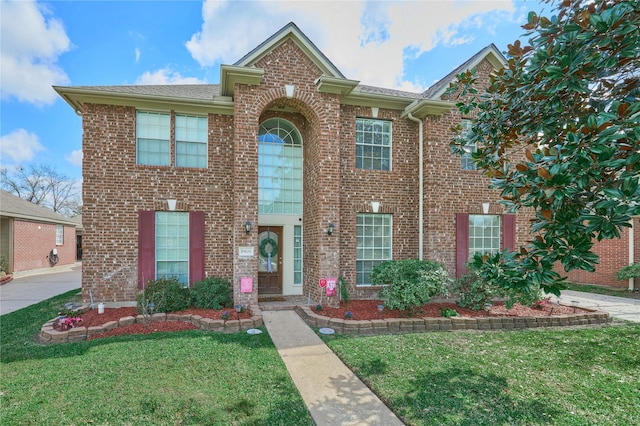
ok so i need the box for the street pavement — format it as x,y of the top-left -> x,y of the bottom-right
0,263 -> 81,315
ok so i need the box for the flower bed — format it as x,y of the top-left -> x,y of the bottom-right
297,302 -> 610,336
40,305 -> 264,344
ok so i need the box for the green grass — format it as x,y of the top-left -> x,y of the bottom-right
325,325 -> 640,426
563,282 -> 640,300
1,290 -> 313,425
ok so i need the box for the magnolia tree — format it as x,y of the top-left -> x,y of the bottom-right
448,0 -> 639,297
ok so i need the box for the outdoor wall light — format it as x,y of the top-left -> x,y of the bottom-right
327,223 -> 335,236
245,221 -> 252,234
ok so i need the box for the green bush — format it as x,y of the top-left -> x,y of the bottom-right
0,254 -> 8,274
372,259 -> 451,311
453,272 -> 498,311
618,263 -> 640,280
138,277 -> 191,313
338,276 -> 350,307
191,277 -> 233,310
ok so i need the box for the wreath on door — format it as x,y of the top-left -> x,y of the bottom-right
259,237 -> 279,258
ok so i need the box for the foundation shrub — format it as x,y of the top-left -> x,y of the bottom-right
372,259 -> 451,311
138,277 -> 191,313
454,272 -> 498,311
618,263 -> 640,280
191,277 -> 233,310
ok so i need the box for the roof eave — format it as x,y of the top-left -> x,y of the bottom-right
342,90 -> 417,110
220,65 -> 265,97
54,86 -> 235,115
402,99 -> 456,119
315,76 -> 360,96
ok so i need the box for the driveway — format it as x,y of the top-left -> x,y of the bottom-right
0,263 -> 81,315
557,290 -> 640,323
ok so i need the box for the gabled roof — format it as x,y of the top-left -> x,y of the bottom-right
234,22 -> 345,79
0,190 -> 77,226
421,43 -> 507,100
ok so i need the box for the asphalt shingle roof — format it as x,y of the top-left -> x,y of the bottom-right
0,190 -> 77,226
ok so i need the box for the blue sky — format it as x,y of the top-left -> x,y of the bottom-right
1,0 -> 548,181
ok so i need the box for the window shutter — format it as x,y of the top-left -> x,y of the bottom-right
138,210 -> 155,289
455,213 -> 469,278
189,211 -> 205,285
502,214 -> 516,251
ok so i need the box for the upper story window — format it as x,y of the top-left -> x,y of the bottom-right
175,115 -> 208,168
137,112 -> 171,166
56,224 -> 64,245
136,111 -> 208,168
258,118 -> 303,215
356,118 -> 392,171
460,119 -> 476,171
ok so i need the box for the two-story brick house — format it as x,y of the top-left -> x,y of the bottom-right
54,22 -> 636,306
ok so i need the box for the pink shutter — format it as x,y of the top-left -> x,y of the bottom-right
502,214 -> 516,251
189,211 -> 205,285
455,213 -> 469,278
138,210 -> 155,289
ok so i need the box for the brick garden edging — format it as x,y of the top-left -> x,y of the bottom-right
40,305 -> 264,344
295,306 -> 611,335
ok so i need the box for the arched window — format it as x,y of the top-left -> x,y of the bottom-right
258,118 -> 303,214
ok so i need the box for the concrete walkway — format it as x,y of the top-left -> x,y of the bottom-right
556,290 -> 640,323
262,310 -> 404,426
0,263 -> 81,315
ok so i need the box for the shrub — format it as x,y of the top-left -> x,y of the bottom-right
441,307 -> 459,317
372,259 -> 451,312
191,277 -> 233,309
338,276 -> 350,307
453,272 -> 498,311
138,277 -> 191,313
617,263 -> 640,280
0,254 -> 8,274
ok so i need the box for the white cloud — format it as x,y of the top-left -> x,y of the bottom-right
185,0 -> 515,91
0,0 -> 71,105
135,68 -> 207,85
0,129 -> 45,164
65,149 -> 83,167
135,48 -> 141,63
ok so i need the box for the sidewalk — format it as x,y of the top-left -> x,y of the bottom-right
263,310 -> 405,426
556,290 -> 640,323
0,263 -> 81,315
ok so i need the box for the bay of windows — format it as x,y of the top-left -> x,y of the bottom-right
136,111 -> 208,168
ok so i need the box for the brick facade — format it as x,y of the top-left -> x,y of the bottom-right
57,23 -> 635,304
12,220 -> 76,272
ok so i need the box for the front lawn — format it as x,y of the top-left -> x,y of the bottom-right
325,324 -> 640,426
0,290 -> 314,425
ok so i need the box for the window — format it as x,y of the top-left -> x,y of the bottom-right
356,214 -> 393,286
155,212 -> 189,285
468,215 -> 501,258
356,118 -> 392,170
56,225 -> 64,245
258,118 -> 303,214
293,225 -> 303,285
138,211 -> 204,288
175,115 -> 208,168
460,119 -> 476,171
137,111 -> 170,166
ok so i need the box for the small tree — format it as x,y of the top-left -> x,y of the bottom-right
448,0 -> 640,296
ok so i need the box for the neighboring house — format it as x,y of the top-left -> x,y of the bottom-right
0,190 -> 77,275
54,22 -> 634,305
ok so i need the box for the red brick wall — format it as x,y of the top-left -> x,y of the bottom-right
13,220 -> 76,272
81,104 -> 235,302
560,219 -> 636,288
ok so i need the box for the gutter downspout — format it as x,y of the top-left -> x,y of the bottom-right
407,113 -> 424,261
630,217 -> 636,291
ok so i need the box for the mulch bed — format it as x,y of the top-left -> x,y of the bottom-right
78,307 -> 252,340
313,299 -> 584,321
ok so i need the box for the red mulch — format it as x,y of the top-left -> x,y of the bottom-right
79,307 -> 252,340
314,299 -> 584,320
